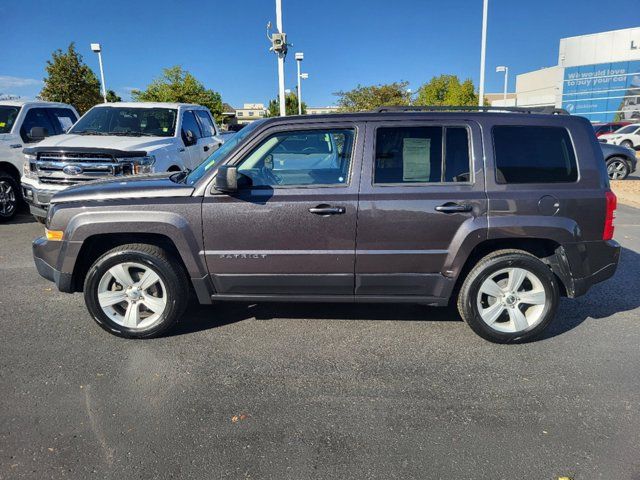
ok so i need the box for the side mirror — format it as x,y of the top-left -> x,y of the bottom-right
183,129 -> 197,146
29,126 -> 48,141
215,165 -> 238,192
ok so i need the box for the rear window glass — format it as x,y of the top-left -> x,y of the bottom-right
493,126 -> 578,184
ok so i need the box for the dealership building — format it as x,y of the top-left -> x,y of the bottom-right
497,27 -> 640,123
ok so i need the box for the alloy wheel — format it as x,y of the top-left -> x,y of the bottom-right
607,160 -> 628,180
97,262 -> 168,330
0,179 -> 17,218
476,267 -> 547,333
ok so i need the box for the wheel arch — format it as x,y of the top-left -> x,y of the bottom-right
0,161 -> 21,181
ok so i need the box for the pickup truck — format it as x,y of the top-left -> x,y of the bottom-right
0,100 -> 79,221
21,102 -> 223,221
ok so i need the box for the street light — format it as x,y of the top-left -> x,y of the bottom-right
266,0 -> 288,116
295,52 -> 307,115
478,0 -> 489,107
496,65 -> 509,101
90,43 -> 107,103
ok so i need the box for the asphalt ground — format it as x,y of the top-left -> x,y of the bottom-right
1,205 -> 639,479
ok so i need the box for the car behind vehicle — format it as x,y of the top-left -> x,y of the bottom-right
21,102 -> 223,222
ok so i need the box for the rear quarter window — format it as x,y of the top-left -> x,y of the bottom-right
492,125 -> 578,184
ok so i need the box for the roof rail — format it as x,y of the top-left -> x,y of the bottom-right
373,105 -> 570,115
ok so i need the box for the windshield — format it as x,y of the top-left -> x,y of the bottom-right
70,107 -> 177,137
616,125 -> 640,135
0,106 -> 21,134
186,121 -> 262,185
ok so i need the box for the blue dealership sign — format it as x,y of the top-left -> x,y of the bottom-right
562,60 -> 640,122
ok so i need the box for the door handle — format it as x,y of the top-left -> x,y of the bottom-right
435,202 -> 473,213
204,145 -> 210,152
309,205 -> 346,215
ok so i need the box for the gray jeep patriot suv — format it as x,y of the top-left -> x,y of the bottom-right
33,107 -> 620,343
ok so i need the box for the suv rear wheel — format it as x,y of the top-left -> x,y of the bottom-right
83,244 -> 189,338
457,250 -> 559,343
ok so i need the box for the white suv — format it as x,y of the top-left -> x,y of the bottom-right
599,123 -> 640,149
0,100 -> 79,221
21,102 -> 223,221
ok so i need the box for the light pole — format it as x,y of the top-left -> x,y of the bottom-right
496,66 -> 509,101
478,0 -> 489,107
295,52 -> 304,115
274,0 -> 287,116
90,43 -> 107,103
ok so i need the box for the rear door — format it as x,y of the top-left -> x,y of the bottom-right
355,119 -> 487,298
201,121 -> 363,297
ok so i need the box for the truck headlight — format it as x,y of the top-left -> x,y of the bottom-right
116,155 -> 156,175
23,154 -> 36,178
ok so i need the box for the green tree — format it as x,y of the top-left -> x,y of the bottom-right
334,81 -> 411,112
132,66 -> 224,123
414,75 -> 480,107
106,89 -> 121,102
39,43 -> 102,114
267,91 -> 307,117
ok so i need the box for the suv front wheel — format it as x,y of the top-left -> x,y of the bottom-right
457,250 -> 559,343
84,244 -> 189,338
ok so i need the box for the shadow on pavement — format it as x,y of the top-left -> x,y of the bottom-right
170,247 -> 638,340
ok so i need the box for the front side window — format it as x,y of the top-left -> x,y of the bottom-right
20,108 -> 57,143
493,126 -> 577,184
70,107 -> 177,137
237,128 -> 355,187
0,106 -> 20,134
181,111 -> 202,139
374,126 -> 471,184
49,108 -> 77,132
195,110 -> 216,137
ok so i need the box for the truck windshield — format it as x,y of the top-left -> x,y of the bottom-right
186,121 -> 262,186
0,106 -> 21,134
70,107 -> 177,137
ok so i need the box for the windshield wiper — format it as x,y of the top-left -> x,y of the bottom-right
73,130 -> 111,136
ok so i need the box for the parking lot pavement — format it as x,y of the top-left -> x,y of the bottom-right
1,207 -> 639,480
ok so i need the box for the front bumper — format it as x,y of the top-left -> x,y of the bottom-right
32,236 -> 74,293
21,177 -> 65,217
550,240 -> 621,298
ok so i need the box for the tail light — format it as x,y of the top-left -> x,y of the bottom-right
603,191 -> 617,240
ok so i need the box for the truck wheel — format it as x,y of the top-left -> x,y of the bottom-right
0,173 -> 19,222
83,244 -> 189,339
606,157 -> 629,180
457,249 -> 559,343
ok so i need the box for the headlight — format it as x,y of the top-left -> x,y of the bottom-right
23,154 -> 36,178
115,155 -> 156,175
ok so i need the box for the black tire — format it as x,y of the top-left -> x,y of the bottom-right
457,249 -> 559,343
606,157 -> 630,180
0,172 -> 20,222
621,140 -> 634,149
83,243 -> 190,339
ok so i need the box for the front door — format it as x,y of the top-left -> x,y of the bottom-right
355,120 -> 487,298
201,122 -> 364,297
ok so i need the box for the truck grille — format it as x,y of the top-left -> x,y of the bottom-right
33,151 -> 134,186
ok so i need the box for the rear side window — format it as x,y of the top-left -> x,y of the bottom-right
493,126 -> 578,184
374,126 -> 471,184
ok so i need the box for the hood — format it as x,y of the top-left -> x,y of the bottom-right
50,173 -> 194,204
598,133 -> 621,140
29,134 -> 175,152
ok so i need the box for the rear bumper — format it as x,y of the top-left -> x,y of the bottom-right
32,236 -> 73,293
551,240 -> 621,298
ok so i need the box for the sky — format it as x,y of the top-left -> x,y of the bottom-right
0,0 -> 637,108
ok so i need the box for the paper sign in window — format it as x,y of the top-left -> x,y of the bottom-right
403,137 -> 430,182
